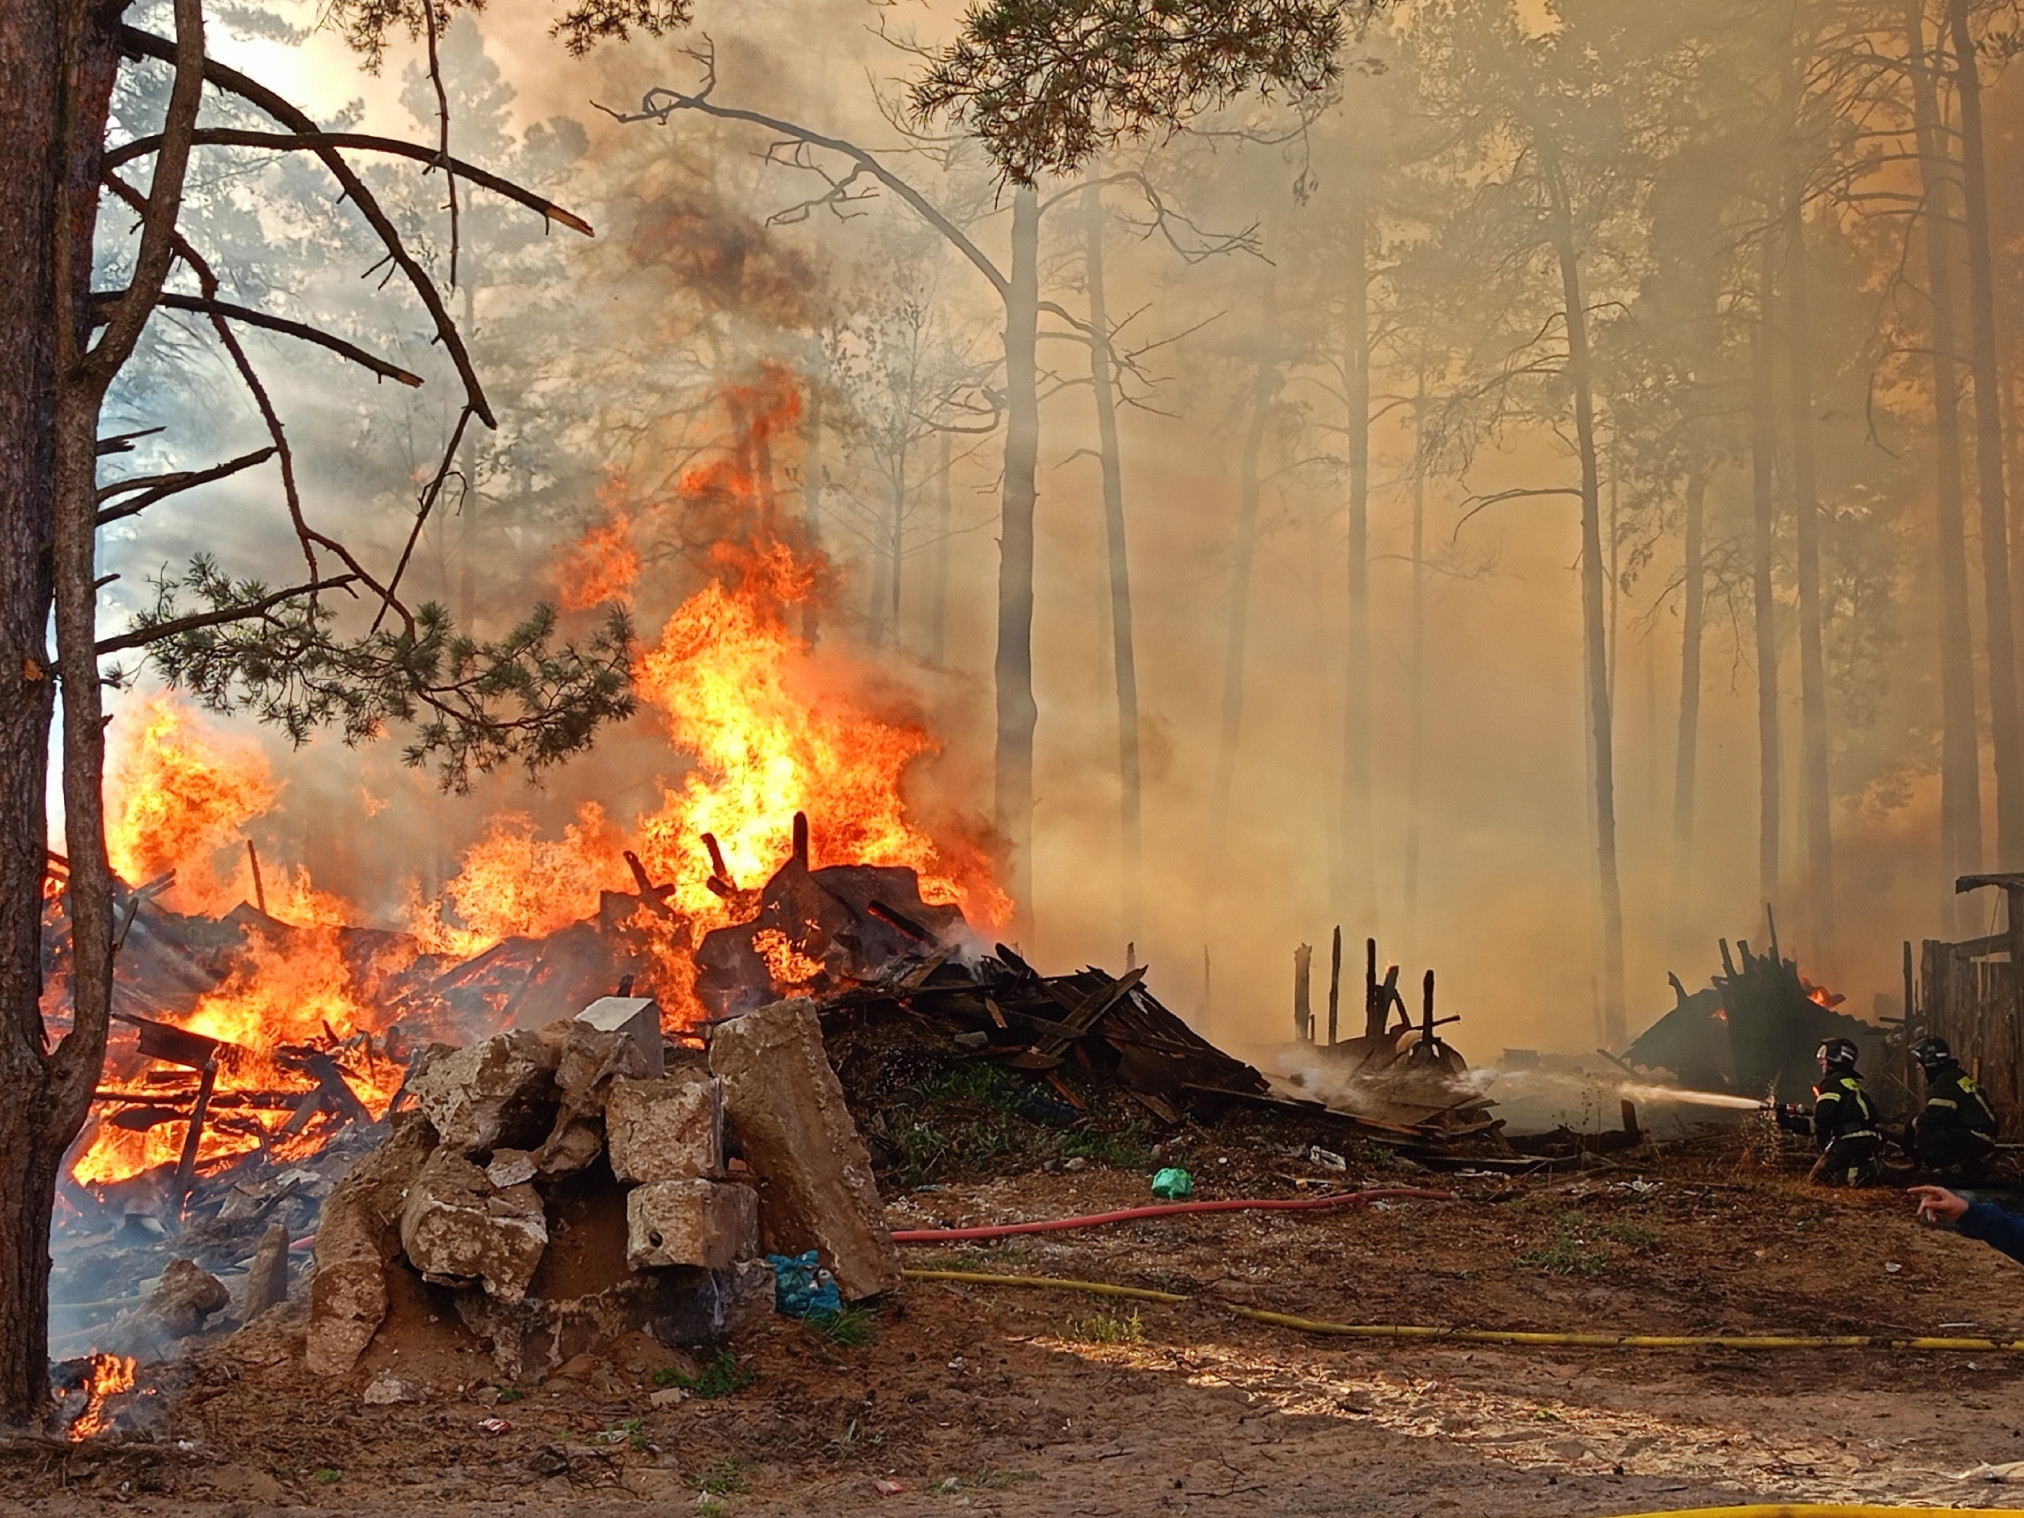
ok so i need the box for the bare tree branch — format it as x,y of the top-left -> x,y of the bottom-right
88,0 -> 207,389
121,293 -> 426,386
97,446 -> 277,525
103,130 -> 595,235
120,25 -> 498,428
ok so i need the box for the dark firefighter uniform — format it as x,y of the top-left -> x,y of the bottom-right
1911,1037 -> 1999,1175
1810,1040 -> 1883,1187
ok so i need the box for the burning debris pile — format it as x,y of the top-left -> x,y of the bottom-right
1620,917 -> 1892,1104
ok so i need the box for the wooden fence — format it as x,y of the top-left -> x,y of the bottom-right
1919,931 -> 2024,1132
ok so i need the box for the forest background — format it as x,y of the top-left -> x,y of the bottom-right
93,0 -> 2024,1054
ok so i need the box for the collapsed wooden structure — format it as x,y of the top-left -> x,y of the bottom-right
1621,912 -> 1894,1106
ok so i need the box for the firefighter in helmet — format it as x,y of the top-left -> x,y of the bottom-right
1908,1035 -> 1998,1177
1809,1037 -> 1884,1186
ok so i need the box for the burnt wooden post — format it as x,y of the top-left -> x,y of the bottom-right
1364,937 -> 1383,1039
245,839 -> 267,916
1293,943 -> 1313,1041
1326,926 -> 1342,1045
1903,939 -> 1917,1099
173,1057 -> 219,1211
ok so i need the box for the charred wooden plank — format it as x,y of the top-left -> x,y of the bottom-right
869,898 -> 938,944
1031,966 -> 1147,1057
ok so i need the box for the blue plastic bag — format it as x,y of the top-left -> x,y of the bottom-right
767,1251 -> 842,1318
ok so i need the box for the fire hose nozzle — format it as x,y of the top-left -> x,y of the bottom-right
1761,1099 -> 1812,1133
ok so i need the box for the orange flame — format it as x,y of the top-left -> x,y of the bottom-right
557,482 -> 640,611
74,367 -> 1007,1182
106,699 -> 274,913
68,1354 -> 136,1440
409,803 -> 631,957
74,922 -> 411,1186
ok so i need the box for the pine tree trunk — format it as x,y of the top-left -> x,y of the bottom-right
0,0 -> 123,1429
1782,179 -> 1836,972
1950,0 -> 2024,865
1211,258 -> 1280,844
870,438 -> 907,649
1905,0 -> 1983,920
802,382 -> 825,645
926,428 -> 950,665
1082,183 -> 1142,944
1404,380 -> 1428,959
1670,466 -> 1706,937
1751,233 -> 1783,915
1543,146 -> 1625,1044
1339,197 -> 1374,932
994,183 -> 1042,901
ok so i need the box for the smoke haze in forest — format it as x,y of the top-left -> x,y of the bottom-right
92,0 -> 2024,1055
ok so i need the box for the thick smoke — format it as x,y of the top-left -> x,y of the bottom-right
96,0 -> 2024,1058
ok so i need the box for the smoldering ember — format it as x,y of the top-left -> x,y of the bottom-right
16,0 -> 2024,1514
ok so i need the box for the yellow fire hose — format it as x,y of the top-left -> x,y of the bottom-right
902,1268 -> 2024,1352
1551,1511 -> 2024,1518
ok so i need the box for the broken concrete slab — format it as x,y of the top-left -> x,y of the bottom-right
531,1015 -> 663,1178
455,1259 -> 778,1380
574,996 -> 664,1078
398,1149 -> 548,1303
533,1116 -> 605,1179
407,1031 -> 559,1156
606,1074 -> 725,1183
97,1256 -> 231,1361
242,1221 -> 290,1321
486,1148 -> 538,1189
625,1179 -> 759,1271
708,998 -> 902,1300
307,1111 -> 438,1377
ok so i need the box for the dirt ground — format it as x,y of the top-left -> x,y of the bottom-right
11,1129 -> 2024,1516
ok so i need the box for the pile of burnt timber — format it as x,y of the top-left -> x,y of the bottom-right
1620,910 -> 1892,1105
1274,932 -> 1500,1144
685,840 -> 1502,1156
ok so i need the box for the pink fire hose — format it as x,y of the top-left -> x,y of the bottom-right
887,1185 -> 1453,1242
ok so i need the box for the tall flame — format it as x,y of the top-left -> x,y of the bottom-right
106,699 -> 275,915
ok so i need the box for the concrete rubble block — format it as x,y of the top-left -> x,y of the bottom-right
573,996 -> 665,1079
626,1179 -> 759,1271
457,1260 -> 779,1380
708,998 -> 903,1300
96,1256 -> 231,1362
532,1009 -> 664,1178
407,1031 -> 560,1156
242,1220 -> 291,1321
535,1116 -> 605,1179
149,1258 -> 230,1337
606,1074 -> 726,1183
307,1111 -> 438,1377
398,1149 -> 548,1303
486,1148 -> 538,1189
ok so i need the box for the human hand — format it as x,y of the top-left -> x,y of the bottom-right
1909,1185 -> 1969,1224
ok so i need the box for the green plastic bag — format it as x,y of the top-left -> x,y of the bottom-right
1150,1167 -> 1193,1200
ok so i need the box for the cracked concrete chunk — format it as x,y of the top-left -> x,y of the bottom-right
306,1111 -> 437,1376
708,998 -> 902,1299
407,1031 -> 559,1156
607,1074 -> 726,1183
626,1179 -> 759,1271
399,1149 -> 548,1303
